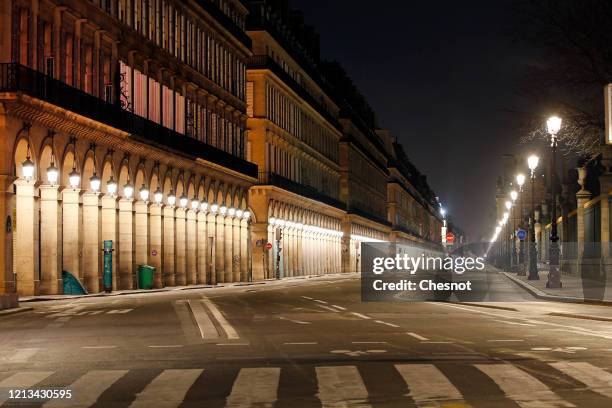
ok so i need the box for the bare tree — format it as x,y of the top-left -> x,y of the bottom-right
513,0 -> 612,159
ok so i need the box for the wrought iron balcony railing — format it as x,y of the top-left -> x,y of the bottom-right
257,172 -> 345,210
0,63 -> 257,178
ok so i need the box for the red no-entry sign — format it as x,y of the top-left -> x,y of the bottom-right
446,232 -> 455,244
265,242 -> 273,250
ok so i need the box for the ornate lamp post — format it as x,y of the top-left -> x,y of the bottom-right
510,190 -> 518,271
516,174 -> 526,274
527,154 -> 540,280
546,116 -> 562,288
504,201 -> 512,270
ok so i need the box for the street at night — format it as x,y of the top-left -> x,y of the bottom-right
1,273 -> 612,407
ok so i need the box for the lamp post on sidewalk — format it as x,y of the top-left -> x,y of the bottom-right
516,174 -> 526,275
528,154 -> 540,280
505,201 -> 512,270
546,115 -> 563,288
510,190 -> 518,271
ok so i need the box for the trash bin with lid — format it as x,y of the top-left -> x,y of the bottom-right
137,265 -> 155,289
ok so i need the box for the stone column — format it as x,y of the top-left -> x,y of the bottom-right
101,195 -> 118,291
62,188 -> 82,285
0,175 -> 15,294
215,214 -> 225,283
134,201 -> 150,286
149,204 -> 163,288
240,219 -> 248,281
207,212 -> 217,284
250,222 -> 266,281
175,208 -> 187,285
39,185 -> 62,294
186,209 -> 197,285
232,217 -> 241,282
163,205 -> 176,286
15,180 -> 39,295
118,198 -> 134,289
82,192 -> 102,293
224,216 -> 233,282
197,211 -> 208,284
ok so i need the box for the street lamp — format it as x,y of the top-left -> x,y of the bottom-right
21,141 -> 35,180
167,190 -> 176,207
69,168 -> 80,189
527,154 -> 539,280
191,198 -> 200,210
106,176 -> 117,196
154,187 -> 163,204
546,115 -> 562,288
90,173 -> 101,192
516,174 -> 526,273
179,194 -> 188,208
123,181 -> 134,199
510,191 -> 518,271
46,163 -> 59,185
139,184 -> 149,202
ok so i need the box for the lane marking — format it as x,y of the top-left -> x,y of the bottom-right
226,367 -> 280,407
187,299 -> 219,340
107,308 -> 133,314
475,363 -> 574,408
216,343 -> 250,346
313,299 -> 328,304
148,345 -> 184,348
202,297 -> 239,339
331,304 -> 347,310
375,320 -> 400,328
550,361 -> 612,399
0,372 -> 54,405
317,304 -> 340,312
487,339 -> 525,342
283,342 -> 318,345
82,346 -> 117,349
44,369 -> 128,408
395,364 -> 464,407
3,348 -> 41,363
421,341 -> 454,344
351,312 -> 371,320
407,332 -> 429,341
315,366 -> 371,407
352,341 -> 387,344
301,296 -> 313,300
128,369 -> 203,408
493,319 -> 536,327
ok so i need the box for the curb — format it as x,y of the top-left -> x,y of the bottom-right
19,273 -> 360,303
0,307 -> 33,317
501,272 -> 612,306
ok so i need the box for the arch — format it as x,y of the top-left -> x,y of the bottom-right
186,175 -> 195,199
118,163 -> 130,196
101,160 -> 113,193
175,174 -> 185,198
61,147 -> 77,188
39,145 -> 54,184
82,155 -> 96,192
134,167 -> 146,195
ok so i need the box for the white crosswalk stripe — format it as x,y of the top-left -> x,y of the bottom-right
395,363 -> 465,407
128,369 -> 203,408
1,361 -> 608,407
476,363 -> 575,408
226,367 -> 280,407
315,365 -> 371,407
0,371 -> 53,405
1,348 -> 41,363
550,361 -> 612,399
43,370 -> 128,407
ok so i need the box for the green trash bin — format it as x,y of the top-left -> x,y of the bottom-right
137,265 -> 155,289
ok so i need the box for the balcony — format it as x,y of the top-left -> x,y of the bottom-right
257,172 -> 345,210
247,55 -> 341,131
0,63 -> 258,178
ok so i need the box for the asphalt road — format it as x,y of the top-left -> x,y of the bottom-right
1,271 -> 612,407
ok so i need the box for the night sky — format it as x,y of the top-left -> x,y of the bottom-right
291,0 -> 536,241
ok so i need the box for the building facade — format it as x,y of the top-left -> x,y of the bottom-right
0,0 -> 444,299
0,0 -> 257,296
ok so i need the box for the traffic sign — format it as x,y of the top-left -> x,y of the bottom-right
516,228 -> 527,241
445,232 -> 455,244
265,242 -> 273,250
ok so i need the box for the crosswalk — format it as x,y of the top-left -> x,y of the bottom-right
0,361 -> 610,407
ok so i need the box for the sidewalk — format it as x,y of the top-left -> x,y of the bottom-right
18,273 -> 360,303
502,270 -> 612,305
